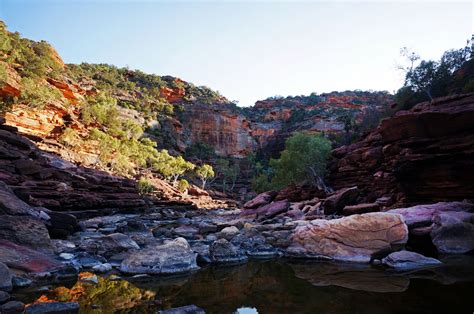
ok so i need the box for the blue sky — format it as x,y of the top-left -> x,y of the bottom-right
0,1 -> 472,106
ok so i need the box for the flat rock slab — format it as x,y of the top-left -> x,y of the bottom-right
0,239 -> 65,273
287,212 -> 408,263
387,201 -> 474,229
382,250 -> 442,270
120,238 -> 199,274
343,203 -> 380,215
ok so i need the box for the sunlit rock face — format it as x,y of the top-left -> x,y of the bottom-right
244,91 -> 393,159
0,62 -> 21,98
287,212 -> 409,263
178,103 -> 256,158
4,103 -> 68,138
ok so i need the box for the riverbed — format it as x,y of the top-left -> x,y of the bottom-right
13,256 -> 474,313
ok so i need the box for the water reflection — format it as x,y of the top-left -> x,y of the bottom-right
19,257 -> 474,314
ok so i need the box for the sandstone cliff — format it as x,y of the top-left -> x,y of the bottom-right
328,93 -> 474,207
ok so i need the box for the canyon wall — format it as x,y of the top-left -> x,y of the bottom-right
328,93 -> 474,207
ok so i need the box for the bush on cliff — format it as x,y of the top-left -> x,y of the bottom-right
395,43 -> 472,110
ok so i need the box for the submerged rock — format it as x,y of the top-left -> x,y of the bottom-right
120,238 -> 199,274
382,251 -> 442,270
0,291 -> 10,303
0,301 -> 25,314
157,304 -> 205,314
210,239 -> 248,264
25,302 -> 79,314
287,212 -> 408,263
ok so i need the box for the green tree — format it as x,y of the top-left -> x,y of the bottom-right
195,164 -> 215,189
270,132 -> 331,191
396,43 -> 471,108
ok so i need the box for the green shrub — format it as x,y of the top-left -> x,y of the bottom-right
177,179 -> 189,193
137,177 -> 155,195
195,164 -> 215,189
59,128 -> 81,147
251,173 -> 273,193
19,77 -> 63,107
270,132 -> 331,189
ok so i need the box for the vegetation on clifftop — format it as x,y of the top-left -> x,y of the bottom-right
395,42 -> 473,110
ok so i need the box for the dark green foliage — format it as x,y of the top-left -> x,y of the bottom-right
251,133 -> 331,192
395,43 -> 472,110
185,142 -> 216,160
137,177 -> 156,195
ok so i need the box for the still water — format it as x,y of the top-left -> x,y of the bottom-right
15,256 -> 474,314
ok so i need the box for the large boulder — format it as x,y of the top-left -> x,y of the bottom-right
243,191 -> 277,209
79,233 -> 140,257
287,212 -> 408,263
431,211 -> 474,254
323,187 -> 359,215
242,200 -> 290,221
210,239 -> 248,264
0,215 -> 52,251
387,202 -> 474,229
0,240 -> 66,273
382,250 -> 441,270
120,238 -> 198,274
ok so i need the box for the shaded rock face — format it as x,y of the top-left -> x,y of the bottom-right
0,124 -> 146,215
287,213 -> 408,262
431,211 -> 474,254
329,94 -> 474,206
387,201 -> 474,254
120,238 -> 199,274
323,187 -> 359,214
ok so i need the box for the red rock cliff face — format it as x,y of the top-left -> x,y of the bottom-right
178,103 -> 256,158
328,93 -> 474,207
245,91 -> 393,158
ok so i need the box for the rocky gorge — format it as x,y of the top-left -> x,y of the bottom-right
0,21 -> 473,313
1,104 -> 474,311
